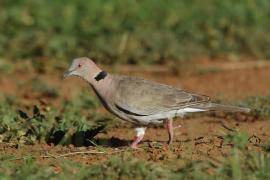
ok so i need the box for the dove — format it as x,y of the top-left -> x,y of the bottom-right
64,57 -> 250,148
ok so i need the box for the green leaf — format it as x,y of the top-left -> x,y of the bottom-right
33,105 -> 40,115
18,110 -> 29,119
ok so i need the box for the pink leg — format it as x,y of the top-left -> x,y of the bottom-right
164,118 -> 174,144
131,127 -> 146,149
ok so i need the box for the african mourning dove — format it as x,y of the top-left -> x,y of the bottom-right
64,57 -> 250,148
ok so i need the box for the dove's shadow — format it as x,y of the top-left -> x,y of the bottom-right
94,138 -> 193,148
95,137 -> 130,148
94,137 -> 130,148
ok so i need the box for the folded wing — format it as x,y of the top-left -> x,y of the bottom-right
113,76 -> 210,116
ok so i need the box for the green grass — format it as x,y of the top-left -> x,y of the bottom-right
210,94 -> 270,120
0,156 -> 169,179
1,0 -> 270,64
1,90 -> 270,179
1,92 -> 270,179
233,94 -> 270,119
1,132 -> 270,179
0,90 -> 111,146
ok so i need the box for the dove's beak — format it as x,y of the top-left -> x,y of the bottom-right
63,70 -> 73,79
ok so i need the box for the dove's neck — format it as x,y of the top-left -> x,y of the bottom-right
86,71 -> 114,98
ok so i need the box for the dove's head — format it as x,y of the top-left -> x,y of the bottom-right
64,57 -> 105,83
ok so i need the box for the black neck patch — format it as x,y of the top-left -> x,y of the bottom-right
94,71 -> 107,81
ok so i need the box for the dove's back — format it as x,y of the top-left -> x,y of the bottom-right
92,74 -> 249,125
101,75 -> 209,125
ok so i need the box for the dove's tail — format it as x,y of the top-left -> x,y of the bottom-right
190,102 -> 251,113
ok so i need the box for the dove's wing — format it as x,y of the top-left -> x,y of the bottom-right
112,76 -> 210,116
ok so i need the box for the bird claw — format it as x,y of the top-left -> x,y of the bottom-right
130,144 -> 142,149
130,135 -> 143,149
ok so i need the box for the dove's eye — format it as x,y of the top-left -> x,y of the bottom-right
78,64 -> 82,68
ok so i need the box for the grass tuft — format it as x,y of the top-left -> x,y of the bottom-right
1,1 -> 270,64
0,91 -> 111,146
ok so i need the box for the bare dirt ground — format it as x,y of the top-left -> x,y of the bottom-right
0,59 -> 270,169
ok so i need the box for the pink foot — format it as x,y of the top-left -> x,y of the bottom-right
130,128 -> 146,149
131,136 -> 143,149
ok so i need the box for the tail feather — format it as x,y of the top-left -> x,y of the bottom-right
190,102 -> 251,113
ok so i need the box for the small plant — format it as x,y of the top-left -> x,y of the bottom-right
50,91 -> 110,146
217,130 -> 270,179
82,156 -> 167,179
0,91 -> 111,146
224,129 -> 249,150
0,156 -> 57,179
0,96 -> 17,143
233,95 -> 270,119
16,106 -> 50,144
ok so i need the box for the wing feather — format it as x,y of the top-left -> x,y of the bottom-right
113,76 -> 210,116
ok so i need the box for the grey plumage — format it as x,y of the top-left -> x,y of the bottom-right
189,102 -> 250,112
64,57 -> 251,148
113,76 -> 209,115
94,75 -> 250,125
